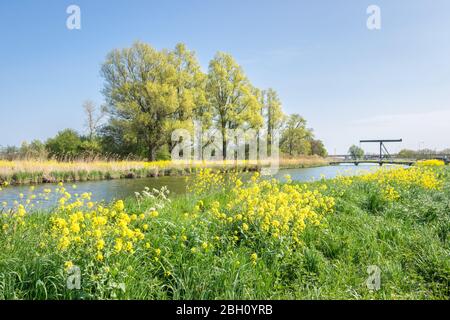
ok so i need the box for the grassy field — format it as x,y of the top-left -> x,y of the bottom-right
0,156 -> 328,185
0,161 -> 449,299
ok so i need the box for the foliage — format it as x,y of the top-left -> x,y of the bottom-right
348,145 -> 364,160
206,52 -> 263,158
99,42 -> 327,161
398,149 -> 416,158
98,123 -> 143,158
280,114 -> 313,156
101,42 -> 206,161
261,89 -> 285,155
2,42 -> 329,162
310,139 -> 327,157
79,139 -> 103,156
45,129 -> 83,159
398,149 -> 450,160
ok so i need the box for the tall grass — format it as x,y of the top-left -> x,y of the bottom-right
0,157 -> 329,185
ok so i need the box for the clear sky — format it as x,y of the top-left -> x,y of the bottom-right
1,0 -> 449,154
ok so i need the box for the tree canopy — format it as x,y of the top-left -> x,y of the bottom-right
348,145 -> 364,160
280,114 -> 313,156
45,129 -> 82,159
101,42 -> 206,160
1,42 -> 330,161
206,52 -> 262,158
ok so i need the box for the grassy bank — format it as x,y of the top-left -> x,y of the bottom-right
0,157 -> 329,186
0,163 -> 449,299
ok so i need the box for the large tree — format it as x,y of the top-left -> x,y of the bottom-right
206,52 -> 262,159
101,42 -> 206,160
261,88 -> 285,155
280,114 -> 313,156
348,145 -> 364,160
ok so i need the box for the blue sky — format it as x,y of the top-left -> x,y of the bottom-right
1,0 -> 449,154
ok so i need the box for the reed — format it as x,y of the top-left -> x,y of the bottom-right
0,157 -> 330,185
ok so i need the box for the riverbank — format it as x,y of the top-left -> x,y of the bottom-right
0,156 -> 329,186
0,165 -> 448,299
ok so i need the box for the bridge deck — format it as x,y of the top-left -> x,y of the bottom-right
329,160 -> 415,166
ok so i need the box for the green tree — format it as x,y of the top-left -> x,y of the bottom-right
261,89 -> 285,155
45,129 -> 82,159
348,145 -> 364,160
79,138 -> 102,157
280,114 -> 313,156
206,52 -> 262,159
99,123 -> 144,158
310,139 -> 327,157
398,149 -> 416,158
101,42 -> 206,161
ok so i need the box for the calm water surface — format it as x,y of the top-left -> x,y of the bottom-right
0,164 -> 401,209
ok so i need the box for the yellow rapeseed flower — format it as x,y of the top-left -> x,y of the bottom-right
64,261 -> 73,271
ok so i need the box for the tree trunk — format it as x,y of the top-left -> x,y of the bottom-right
148,145 -> 157,161
221,125 -> 227,160
222,133 -> 227,160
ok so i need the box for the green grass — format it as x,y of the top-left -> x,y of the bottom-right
0,169 -> 449,300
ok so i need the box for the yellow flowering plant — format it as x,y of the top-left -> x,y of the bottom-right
0,163 -> 448,299
198,172 -> 335,250
416,159 -> 445,167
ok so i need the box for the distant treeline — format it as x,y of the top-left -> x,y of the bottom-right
346,145 -> 450,161
0,42 -> 327,161
397,149 -> 450,158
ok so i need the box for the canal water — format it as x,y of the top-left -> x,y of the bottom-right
0,164 -> 399,209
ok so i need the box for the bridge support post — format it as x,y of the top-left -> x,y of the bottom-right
379,142 -> 382,162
